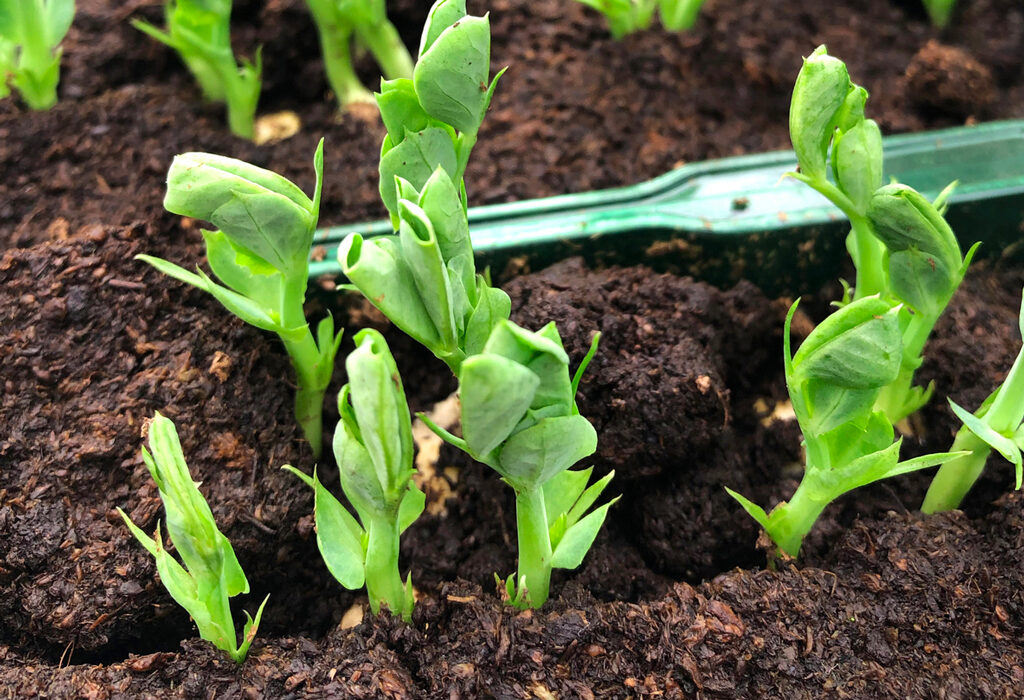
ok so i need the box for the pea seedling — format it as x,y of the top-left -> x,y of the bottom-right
133,0 -> 261,139
572,0 -> 704,38
922,289 -> 1024,512
139,141 -> 342,458
0,0 -> 74,110
421,321 -> 615,607
304,0 -> 414,108
284,330 -> 425,620
787,45 -> 976,424
727,297 -> 963,556
119,413 -> 268,663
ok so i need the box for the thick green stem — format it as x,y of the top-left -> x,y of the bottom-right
924,347 -> 1024,511
984,350 -> 1024,432
280,278 -> 328,458
223,72 -> 259,140
514,486 -> 552,608
353,19 -> 414,81
848,212 -> 886,300
454,130 -> 479,186
768,479 -> 829,557
183,53 -> 227,102
921,427 -> 989,513
312,17 -> 374,106
364,516 -> 409,620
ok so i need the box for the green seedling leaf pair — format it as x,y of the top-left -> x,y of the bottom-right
787,45 -> 976,424
119,413 -> 268,663
139,140 -> 342,458
0,0 -> 74,109
373,0 -> 505,218
573,0 -> 704,39
341,167 -> 511,371
923,289 -> 1024,512
133,0 -> 261,138
304,0 -> 414,108
284,330 -> 424,620
421,322 -> 615,607
868,183 -> 977,422
727,297 -> 964,556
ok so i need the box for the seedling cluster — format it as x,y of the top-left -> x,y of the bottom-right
728,45 -> 1022,556
113,0 -> 1019,666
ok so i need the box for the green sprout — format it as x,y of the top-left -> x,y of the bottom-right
922,289 -> 1024,512
374,0 -> 505,219
133,0 -> 261,139
787,45 -> 976,424
340,0 -> 510,372
421,321 -> 616,608
0,0 -> 74,110
139,141 -> 342,458
727,297 -> 963,557
118,413 -> 268,663
572,0 -> 704,39
304,0 -> 414,108
284,330 -> 425,620
922,0 -> 957,27
341,167 -> 511,372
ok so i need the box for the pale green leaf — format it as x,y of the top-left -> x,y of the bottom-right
459,353 -> 538,458
497,414 -> 597,489
378,127 -> 458,215
414,14 -> 490,134
542,468 -> 592,529
550,499 -> 617,570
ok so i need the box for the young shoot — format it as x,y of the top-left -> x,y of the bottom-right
375,0 -> 505,218
727,297 -> 963,557
341,0 -> 510,372
0,0 -> 74,110
284,330 -> 425,620
342,167 -> 511,373
922,0 -> 957,28
304,0 -> 414,108
867,182 -> 976,421
922,289 -> 1024,512
787,45 -> 976,424
118,413 -> 268,663
138,141 -> 342,459
421,321 -> 616,608
572,0 -> 705,38
133,0 -> 261,139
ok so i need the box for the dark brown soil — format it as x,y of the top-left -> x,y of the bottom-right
3,0 -> 1024,695
5,493 -> 1024,698
2,0 -> 1022,249
4,223 -> 1024,694
0,230 -> 355,660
